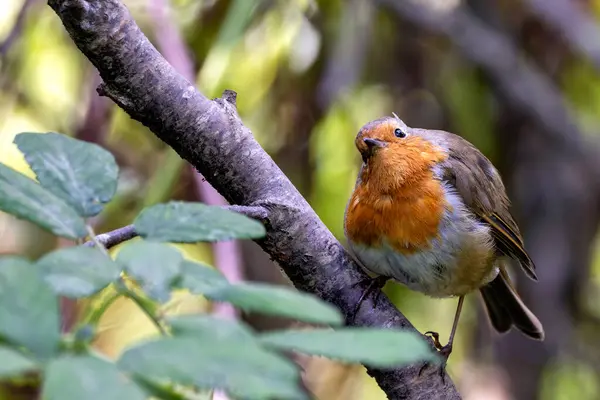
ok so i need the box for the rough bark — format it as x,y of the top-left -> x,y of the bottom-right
48,0 -> 460,398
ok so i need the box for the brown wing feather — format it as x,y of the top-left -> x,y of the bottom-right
417,129 -> 537,281
479,213 -> 537,280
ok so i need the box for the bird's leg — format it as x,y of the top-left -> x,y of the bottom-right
350,275 -> 390,322
425,295 -> 464,358
420,296 -> 465,382
443,295 -> 465,358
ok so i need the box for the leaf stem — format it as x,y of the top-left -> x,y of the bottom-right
85,224 -> 166,336
116,279 -> 167,336
81,291 -> 122,326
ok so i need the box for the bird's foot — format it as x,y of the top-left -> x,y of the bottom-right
424,331 -> 454,358
424,331 -> 444,350
349,275 -> 390,323
439,344 -> 453,360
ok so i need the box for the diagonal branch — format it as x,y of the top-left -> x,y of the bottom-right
377,0 -> 598,168
524,0 -> 600,71
317,0 -> 375,109
47,0 -> 460,398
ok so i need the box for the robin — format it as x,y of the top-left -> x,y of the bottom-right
344,114 -> 544,360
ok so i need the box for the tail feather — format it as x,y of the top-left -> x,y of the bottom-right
479,268 -> 544,340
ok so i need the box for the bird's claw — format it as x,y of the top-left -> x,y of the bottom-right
424,331 -> 453,358
424,331 -> 444,350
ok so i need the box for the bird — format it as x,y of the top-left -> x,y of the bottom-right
344,114 -> 544,360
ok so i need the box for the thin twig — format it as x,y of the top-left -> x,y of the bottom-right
117,279 -> 168,335
82,205 -> 269,250
84,224 -> 138,250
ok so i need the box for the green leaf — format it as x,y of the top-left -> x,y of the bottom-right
175,260 -> 229,294
14,132 -> 119,217
134,201 -> 266,243
35,246 -> 121,298
0,257 -> 60,358
43,355 -> 147,400
119,336 -> 306,400
0,163 -> 87,239
168,315 -> 255,342
117,241 -> 182,302
0,346 -> 38,377
259,328 -> 437,367
205,283 -> 344,326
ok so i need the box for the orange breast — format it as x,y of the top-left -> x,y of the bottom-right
345,172 -> 447,254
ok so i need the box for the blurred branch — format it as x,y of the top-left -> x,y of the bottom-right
75,68 -> 137,174
0,0 -> 38,57
59,69 -> 115,336
495,118 -> 600,399
376,0 -> 598,172
524,0 -> 600,70
48,0 -> 459,397
317,0 -> 374,109
147,0 -> 195,82
75,70 -> 113,144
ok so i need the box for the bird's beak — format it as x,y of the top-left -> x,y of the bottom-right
361,138 -> 386,162
363,138 -> 386,149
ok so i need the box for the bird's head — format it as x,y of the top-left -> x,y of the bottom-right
355,114 -> 448,187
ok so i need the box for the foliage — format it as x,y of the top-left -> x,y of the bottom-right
0,133 -> 436,399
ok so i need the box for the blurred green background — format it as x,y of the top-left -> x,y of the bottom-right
2,0 -> 600,399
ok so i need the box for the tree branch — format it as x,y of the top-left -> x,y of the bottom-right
48,0 -> 460,398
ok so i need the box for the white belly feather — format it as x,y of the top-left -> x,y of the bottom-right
349,186 -> 498,297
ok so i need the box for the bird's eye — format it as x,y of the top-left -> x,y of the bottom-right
394,128 -> 407,138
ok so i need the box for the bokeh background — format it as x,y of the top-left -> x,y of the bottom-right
2,0 -> 600,399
